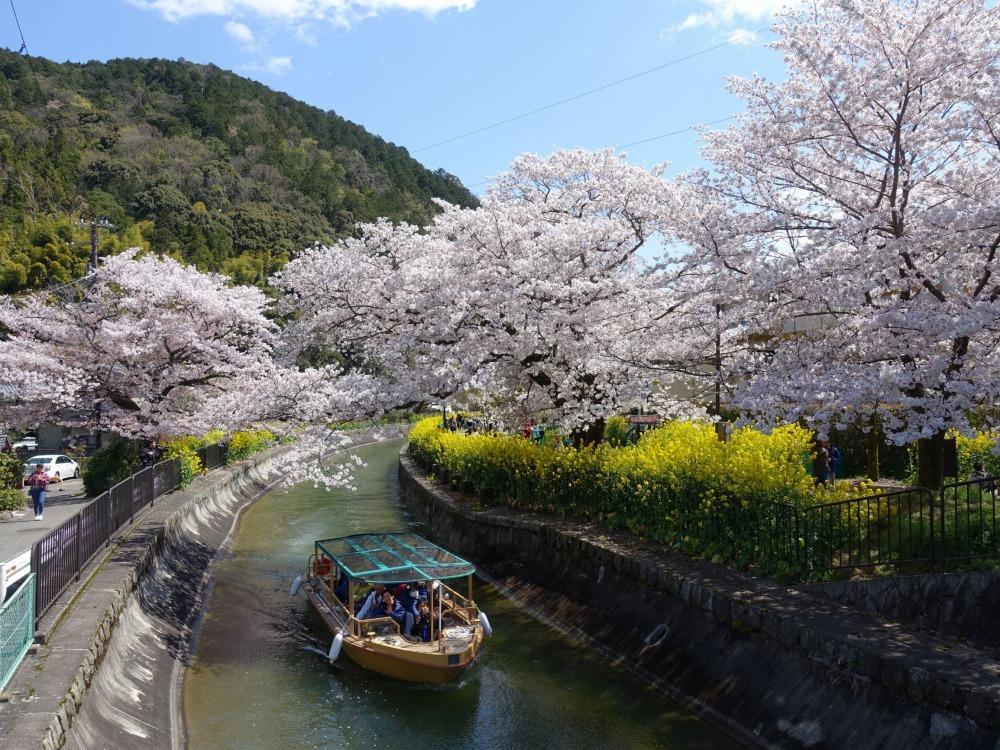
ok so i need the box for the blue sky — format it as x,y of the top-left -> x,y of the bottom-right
5,0 -> 788,194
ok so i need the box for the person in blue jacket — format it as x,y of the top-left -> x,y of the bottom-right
334,570 -> 350,604
373,590 -> 407,630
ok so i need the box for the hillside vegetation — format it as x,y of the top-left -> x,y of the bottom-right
0,49 -> 476,290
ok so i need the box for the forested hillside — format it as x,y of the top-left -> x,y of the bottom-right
0,49 -> 476,291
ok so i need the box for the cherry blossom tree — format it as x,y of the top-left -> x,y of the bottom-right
0,249 -> 278,439
703,0 -> 1000,486
276,149 -> 718,443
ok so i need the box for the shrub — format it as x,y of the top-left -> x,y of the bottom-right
955,431 -> 1000,478
83,439 -> 141,495
161,435 -> 204,488
0,453 -> 24,489
202,429 -> 226,446
226,429 -> 275,464
0,487 -> 25,511
603,416 -> 630,446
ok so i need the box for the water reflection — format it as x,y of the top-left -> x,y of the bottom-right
184,439 -> 739,750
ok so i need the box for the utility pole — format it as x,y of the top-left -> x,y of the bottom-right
714,302 -> 722,417
78,217 -> 113,271
90,219 -> 98,269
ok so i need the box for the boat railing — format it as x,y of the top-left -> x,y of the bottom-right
434,580 -> 479,627
349,614 -> 401,639
307,553 -> 353,620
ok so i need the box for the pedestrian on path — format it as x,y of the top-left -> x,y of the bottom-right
27,463 -> 49,521
814,441 -> 831,487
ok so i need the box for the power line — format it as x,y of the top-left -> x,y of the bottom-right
7,0 -> 27,54
8,0 -> 43,94
618,116 -> 735,149
413,27 -> 768,155
463,115 -> 738,189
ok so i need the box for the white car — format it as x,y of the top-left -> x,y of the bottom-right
11,437 -> 38,451
23,454 -> 80,481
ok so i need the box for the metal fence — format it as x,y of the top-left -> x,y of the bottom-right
757,475 -> 999,576
31,458 -> 182,625
197,443 -> 226,471
0,574 -> 34,691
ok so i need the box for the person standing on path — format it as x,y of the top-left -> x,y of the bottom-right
814,442 -> 831,487
27,463 -> 49,521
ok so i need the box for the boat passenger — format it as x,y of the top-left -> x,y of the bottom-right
334,571 -> 350,604
414,581 -> 429,603
411,601 -> 432,642
373,590 -> 407,629
356,584 -> 385,619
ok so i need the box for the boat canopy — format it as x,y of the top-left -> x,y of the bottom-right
316,533 -> 476,584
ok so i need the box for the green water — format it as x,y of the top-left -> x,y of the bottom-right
184,439 -> 740,750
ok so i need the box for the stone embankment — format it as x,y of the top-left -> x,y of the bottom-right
801,570 -> 1000,648
0,426 -> 405,750
399,447 -> 1000,750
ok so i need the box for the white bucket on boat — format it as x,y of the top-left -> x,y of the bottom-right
328,632 -> 344,662
479,611 -> 493,637
289,575 -> 302,596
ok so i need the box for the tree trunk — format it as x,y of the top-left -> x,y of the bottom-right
573,418 -> 606,448
917,430 -> 946,490
866,418 -> 880,482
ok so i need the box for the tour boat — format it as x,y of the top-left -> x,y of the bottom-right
291,532 -> 492,684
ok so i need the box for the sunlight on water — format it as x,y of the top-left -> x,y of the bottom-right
184,439 -> 740,750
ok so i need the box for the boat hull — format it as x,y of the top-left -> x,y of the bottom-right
341,639 -> 475,684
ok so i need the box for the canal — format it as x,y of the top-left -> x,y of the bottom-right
184,438 -> 740,750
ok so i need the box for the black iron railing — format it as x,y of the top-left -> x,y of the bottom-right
197,443 -> 226,471
30,457 -> 185,625
770,476 -> 998,576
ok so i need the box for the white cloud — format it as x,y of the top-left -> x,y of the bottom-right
667,0 -> 789,34
727,27 -> 758,45
244,54 -> 294,74
225,20 -> 255,43
132,0 -> 477,27
265,55 -> 293,74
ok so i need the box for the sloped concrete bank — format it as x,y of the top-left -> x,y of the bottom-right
399,447 -> 1000,750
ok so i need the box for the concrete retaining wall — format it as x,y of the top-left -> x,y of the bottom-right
801,571 -> 1000,648
399,448 -> 1000,750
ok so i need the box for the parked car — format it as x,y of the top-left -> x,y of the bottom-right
11,436 -> 38,451
23,454 -> 80,481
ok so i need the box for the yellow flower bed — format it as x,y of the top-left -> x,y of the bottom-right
227,429 -> 275,463
409,418 -> 871,573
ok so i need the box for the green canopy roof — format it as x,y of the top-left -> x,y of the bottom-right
316,533 -> 476,584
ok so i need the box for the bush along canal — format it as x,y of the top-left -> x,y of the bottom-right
183,438 -> 739,750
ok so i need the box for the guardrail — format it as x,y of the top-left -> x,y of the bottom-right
0,574 -> 34,691
31,459 -> 184,625
196,443 -> 226,471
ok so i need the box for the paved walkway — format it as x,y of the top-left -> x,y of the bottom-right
0,480 -> 90,560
